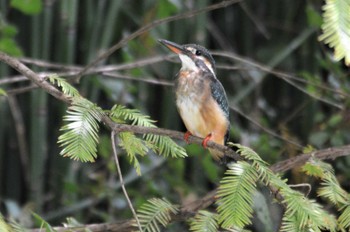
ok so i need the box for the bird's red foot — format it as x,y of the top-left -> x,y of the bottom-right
202,133 -> 213,149
184,131 -> 192,144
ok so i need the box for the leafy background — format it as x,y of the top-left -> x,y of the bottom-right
0,0 -> 349,231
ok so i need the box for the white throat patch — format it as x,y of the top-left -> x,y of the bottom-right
179,54 -> 199,72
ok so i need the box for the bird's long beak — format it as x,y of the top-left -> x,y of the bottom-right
158,39 -> 185,55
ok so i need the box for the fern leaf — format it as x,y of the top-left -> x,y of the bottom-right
144,133 -> 187,158
338,204 -> 350,229
319,0 -> 350,65
110,105 -> 187,158
302,158 -> 334,178
281,189 -> 337,231
138,198 -> 178,232
48,74 -> 80,97
118,132 -> 149,175
318,176 -> 349,206
58,97 -> 102,162
217,161 -> 258,229
189,210 -> 218,232
303,159 -> 349,206
231,143 -> 270,182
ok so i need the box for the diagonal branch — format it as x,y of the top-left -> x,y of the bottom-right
75,0 -> 242,81
2,51 -> 350,232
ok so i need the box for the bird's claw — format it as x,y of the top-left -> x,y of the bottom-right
202,133 -> 213,149
184,131 -> 192,144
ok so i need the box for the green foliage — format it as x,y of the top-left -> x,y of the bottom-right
10,0 -> 42,15
110,105 -> 187,167
0,23 -> 23,56
219,145 -> 337,231
137,198 -> 179,232
0,214 -> 13,232
48,74 -> 80,97
189,210 -> 218,232
118,132 -> 149,175
0,88 -> 7,96
319,0 -> 350,65
302,158 -> 350,230
217,161 -> 258,229
338,205 -> 350,229
58,97 -> 103,162
280,189 -> 336,232
32,212 -> 55,232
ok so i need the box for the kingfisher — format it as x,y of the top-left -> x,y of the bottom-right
158,39 -> 230,161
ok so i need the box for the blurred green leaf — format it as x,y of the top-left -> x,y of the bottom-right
10,0 -> 42,15
32,212 -> 56,231
157,0 -> 178,18
1,24 -> 18,37
0,38 -> 23,56
328,114 -> 342,127
201,154 -> 220,182
306,5 -> 323,27
0,88 -> 7,96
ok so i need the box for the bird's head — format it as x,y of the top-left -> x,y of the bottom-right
158,39 -> 215,75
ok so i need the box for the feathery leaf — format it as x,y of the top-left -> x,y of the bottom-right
110,105 -> 187,158
137,198 -> 178,232
217,161 -> 258,229
118,132 -> 149,175
338,204 -> 350,229
58,97 -> 102,162
319,0 -> 350,65
281,188 -> 337,232
48,74 -> 80,97
189,210 -> 218,232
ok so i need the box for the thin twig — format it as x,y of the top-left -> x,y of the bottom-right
75,0 -> 242,81
7,95 -> 30,187
102,72 -> 173,86
111,131 -> 143,232
229,105 -> 303,148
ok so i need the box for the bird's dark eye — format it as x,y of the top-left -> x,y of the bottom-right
195,50 -> 202,56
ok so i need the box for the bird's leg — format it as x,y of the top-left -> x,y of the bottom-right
202,133 -> 213,149
184,131 -> 192,143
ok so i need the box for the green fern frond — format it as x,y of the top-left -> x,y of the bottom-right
118,132 -> 149,175
0,214 -> 13,232
110,105 -> 156,127
48,74 -> 80,97
281,189 -> 337,232
338,204 -> 350,229
217,161 -> 258,229
138,198 -> 179,232
110,105 -> 187,158
318,176 -> 349,206
144,133 -> 187,158
302,159 -> 349,206
231,143 -> 270,182
280,214 -> 309,232
189,210 -> 218,232
58,97 -> 102,162
319,0 -> 350,65
302,158 -> 334,178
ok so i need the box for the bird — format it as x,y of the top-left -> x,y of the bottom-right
158,39 -> 230,161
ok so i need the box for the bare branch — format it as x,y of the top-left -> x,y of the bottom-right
111,131 -> 142,231
75,0 -> 242,81
2,48 -> 350,232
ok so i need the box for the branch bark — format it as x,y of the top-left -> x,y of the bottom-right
2,46 -> 350,232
